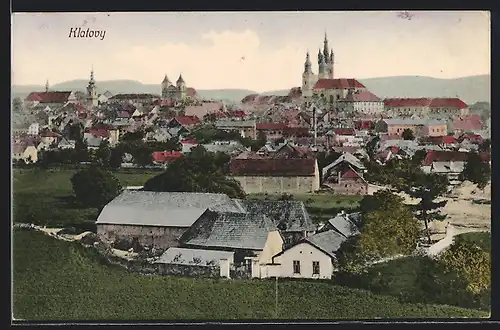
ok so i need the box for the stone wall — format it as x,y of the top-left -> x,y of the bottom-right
97,224 -> 188,250
234,175 -> 319,194
158,263 -> 220,278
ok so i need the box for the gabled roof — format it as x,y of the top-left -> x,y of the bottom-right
256,122 -> 288,130
327,213 -> 360,238
322,152 -> 365,176
345,90 -> 381,102
25,91 -> 73,103
96,191 -> 244,227
180,211 -> 277,250
152,151 -> 183,163
235,199 -> 315,232
174,115 -> 201,126
305,230 -> 348,258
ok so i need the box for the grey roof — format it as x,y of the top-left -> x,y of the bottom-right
322,152 -> 365,176
202,141 -> 247,154
180,211 -> 277,250
96,191 -> 245,227
155,247 -> 234,266
431,161 -> 465,173
305,230 -> 348,258
236,199 -> 315,232
327,213 -> 360,238
84,134 -> 102,147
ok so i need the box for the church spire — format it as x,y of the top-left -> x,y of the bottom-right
323,32 -> 330,64
304,51 -> 312,73
45,79 -> 49,93
89,66 -> 95,85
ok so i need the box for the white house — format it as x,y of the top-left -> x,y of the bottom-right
260,211 -> 361,280
27,123 -> 40,136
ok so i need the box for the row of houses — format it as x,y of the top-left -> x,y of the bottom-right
96,190 -> 360,279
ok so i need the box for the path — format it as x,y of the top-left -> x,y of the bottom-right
426,224 -> 489,257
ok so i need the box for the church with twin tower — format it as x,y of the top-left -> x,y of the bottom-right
301,33 -> 335,98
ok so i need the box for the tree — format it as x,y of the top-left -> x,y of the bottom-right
402,128 -> 415,140
478,139 -> 490,153
109,147 -> 124,169
407,173 -> 449,244
203,113 -> 217,123
70,166 -> 122,209
95,140 -> 111,167
67,122 -> 84,141
411,149 -> 427,166
12,97 -> 23,112
121,130 -> 145,142
439,240 -> 491,295
358,204 -> 421,261
365,135 -> 380,160
143,146 -> 245,198
461,152 -> 490,190
74,138 -> 90,163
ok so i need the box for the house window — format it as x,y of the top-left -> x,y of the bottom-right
293,260 -> 301,274
312,261 -> 320,275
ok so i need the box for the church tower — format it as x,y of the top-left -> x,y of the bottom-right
176,74 -> 187,100
45,79 -> 49,93
86,68 -> 98,107
323,33 -> 334,79
161,74 -> 171,99
318,49 -> 327,79
302,51 -> 314,98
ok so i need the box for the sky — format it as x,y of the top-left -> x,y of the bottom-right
12,11 -> 490,92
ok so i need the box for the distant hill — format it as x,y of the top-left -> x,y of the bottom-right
11,75 -> 490,105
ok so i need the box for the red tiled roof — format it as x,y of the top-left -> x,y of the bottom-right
346,90 -> 381,102
25,91 -> 73,103
88,128 -> 110,138
384,98 -> 432,107
174,115 -> 201,126
459,133 -> 484,144
230,110 -> 248,118
282,127 -> 310,136
181,138 -> 198,145
429,98 -> 468,109
152,151 -> 183,163
342,168 -> 361,179
333,128 -> 356,136
390,146 -> 400,153
354,120 -> 375,130
229,158 -> 316,176
423,150 -> 490,165
256,122 -> 288,130
441,136 -> 458,144
313,78 -> 366,90
384,97 -> 468,109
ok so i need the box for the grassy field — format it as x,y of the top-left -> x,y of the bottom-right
12,168 -> 158,228
248,193 -> 363,224
12,229 -> 487,320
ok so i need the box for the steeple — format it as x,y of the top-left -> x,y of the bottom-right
330,49 -> 334,63
45,79 -> 49,93
323,32 -> 330,64
317,49 -> 323,66
176,74 -> 185,85
304,51 -> 312,73
89,66 -> 95,85
162,74 -> 171,85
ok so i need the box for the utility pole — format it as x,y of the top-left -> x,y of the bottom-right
275,276 -> 279,318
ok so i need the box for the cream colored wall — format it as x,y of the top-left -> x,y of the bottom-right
273,242 -> 333,279
426,124 -> 447,137
259,230 -> 284,265
23,146 -> 38,163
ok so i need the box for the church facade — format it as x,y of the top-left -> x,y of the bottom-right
161,74 -> 197,101
300,34 -> 383,116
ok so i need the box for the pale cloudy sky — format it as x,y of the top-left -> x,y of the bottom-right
12,11 -> 490,92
